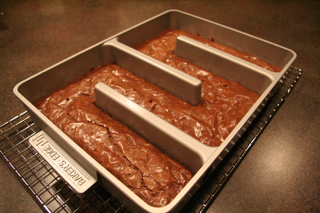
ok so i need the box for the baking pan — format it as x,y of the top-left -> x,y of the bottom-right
13,10 -> 296,212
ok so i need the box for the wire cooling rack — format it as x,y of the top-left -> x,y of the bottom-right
0,66 -> 302,213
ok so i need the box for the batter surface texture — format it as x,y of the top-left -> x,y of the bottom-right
35,29 -> 263,207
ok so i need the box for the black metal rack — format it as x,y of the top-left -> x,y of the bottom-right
0,66 -> 302,213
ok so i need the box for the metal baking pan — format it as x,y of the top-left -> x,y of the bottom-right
13,10 -> 296,212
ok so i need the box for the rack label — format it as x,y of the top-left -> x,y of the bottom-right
29,131 -> 97,193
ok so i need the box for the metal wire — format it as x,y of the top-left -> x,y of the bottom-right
0,66 -> 302,213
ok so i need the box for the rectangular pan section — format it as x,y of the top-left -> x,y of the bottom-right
95,82 -> 215,174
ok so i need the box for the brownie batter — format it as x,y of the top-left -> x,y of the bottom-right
136,29 -> 281,72
35,29 -> 263,207
34,68 -> 193,207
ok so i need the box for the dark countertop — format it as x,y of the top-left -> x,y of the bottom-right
0,1 -> 319,212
